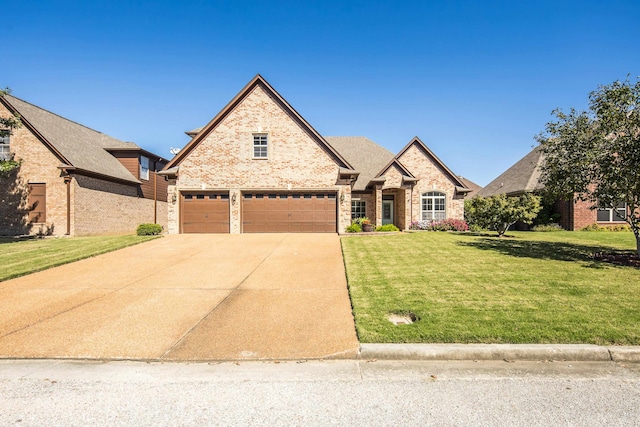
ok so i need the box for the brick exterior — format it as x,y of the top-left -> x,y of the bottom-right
0,103 -> 67,236
170,84 -> 351,234
397,143 -> 465,225
72,175 -> 168,235
0,103 -> 168,236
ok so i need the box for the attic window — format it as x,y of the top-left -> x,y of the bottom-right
253,134 -> 268,159
140,155 -> 150,180
0,132 -> 9,161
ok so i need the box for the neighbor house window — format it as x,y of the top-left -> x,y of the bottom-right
253,133 -> 268,158
28,183 -> 46,223
597,201 -> 627,222
421,191 -> 446,221
140,155 -> 150,180
0,132 -> 9,160
351,200 -> 366,219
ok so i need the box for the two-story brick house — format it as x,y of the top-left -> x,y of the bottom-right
0,94 -> 169,236
161,75 -> 470,234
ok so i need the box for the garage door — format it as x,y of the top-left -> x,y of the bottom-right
181,193 -> 230,233
242,193 -> 337,233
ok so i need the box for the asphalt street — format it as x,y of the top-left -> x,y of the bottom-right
1,359 -> 639,426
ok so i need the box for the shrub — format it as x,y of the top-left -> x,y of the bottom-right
409,219 -> 469,232
345,223 -> 362,233
581,223 -> 632,232
532,223 -> 564,232
136,223 -> 163,236
376,224 -> 399,232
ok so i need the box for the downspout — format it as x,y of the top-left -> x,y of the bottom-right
64,176 -> 71,235
154,167 -> 157,224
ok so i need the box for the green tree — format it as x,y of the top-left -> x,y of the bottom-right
536,77 -> 640,256
0,87 -> 22,175
465,193 -> 542,237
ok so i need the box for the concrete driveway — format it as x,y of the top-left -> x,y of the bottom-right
0,234 -> 359,361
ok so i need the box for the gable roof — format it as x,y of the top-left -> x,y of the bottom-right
457,176 -> 483,197
324,136 -> 395,191
396,137 -> 469,191
477,146 -> 544,197
1,94 -> 141,183
164,74 -> 354,171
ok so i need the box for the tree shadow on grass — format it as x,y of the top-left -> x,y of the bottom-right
456,236 -> 622,268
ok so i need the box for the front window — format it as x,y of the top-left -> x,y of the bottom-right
597,201 -> 627,222
351,200 -> 366,219
253,133 -> 268,158
421,191 -> 446,221
140,155 -> 150,180
0,132 -> 9,160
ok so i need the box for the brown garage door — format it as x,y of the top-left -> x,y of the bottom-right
181,193 -> 230,233
242,193 -> 337,233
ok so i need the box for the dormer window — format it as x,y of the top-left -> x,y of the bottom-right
140,155 -> 150,180
0,132 -> 9,161
253,133 -> 268,159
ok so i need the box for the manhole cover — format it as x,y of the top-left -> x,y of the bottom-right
387,312 -> 417,325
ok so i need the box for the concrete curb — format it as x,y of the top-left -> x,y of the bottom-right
358,344 -> 640,362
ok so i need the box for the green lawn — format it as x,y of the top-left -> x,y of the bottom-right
0,235 -> 160,281
341,231 -> 640,345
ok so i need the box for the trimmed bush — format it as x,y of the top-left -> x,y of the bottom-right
376,224 -> 399,232
532,223 -> 564,232
136,223 -> 163,236
409,219 -> 469,232
345,223 -> 362,233
581,223 -> 631,232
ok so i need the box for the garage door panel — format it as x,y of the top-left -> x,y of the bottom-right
242,193 -> 336,233
181,193 -> 230,233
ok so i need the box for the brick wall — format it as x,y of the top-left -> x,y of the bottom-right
0,103 -> 68,236
72,175 -> 167,235
397,143 -> 465,222
173,84 -> 351,233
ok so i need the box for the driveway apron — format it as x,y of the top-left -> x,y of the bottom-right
0,234 -> 359,361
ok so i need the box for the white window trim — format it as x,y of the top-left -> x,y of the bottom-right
140,155 -> 150,180
597,202 -> 627,222
421,191 -> 446,221
0,133 -> 10,161
252,133 -> 269,159
351,200 -> 366,219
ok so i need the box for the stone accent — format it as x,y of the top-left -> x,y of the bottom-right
172,84 -> 351,234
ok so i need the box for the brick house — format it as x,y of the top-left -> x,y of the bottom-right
161,75 -> 470,234
0,94 -> 169,236
477,146 -> 628,230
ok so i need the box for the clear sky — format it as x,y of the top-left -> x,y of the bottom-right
4,0 -> 639,186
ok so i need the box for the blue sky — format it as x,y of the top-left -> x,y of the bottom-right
4,0 -> 639,186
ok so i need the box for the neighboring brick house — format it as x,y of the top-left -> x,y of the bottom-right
477,146 -> 628,230
0,94 -> 169,236
161,74 -> 470,234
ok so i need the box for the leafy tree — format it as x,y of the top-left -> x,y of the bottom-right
465,193 -> 542,237
536,77 -> 640,256
0,87 -> 22,175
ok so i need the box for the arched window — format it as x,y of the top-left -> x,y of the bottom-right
421,191 -> 446,221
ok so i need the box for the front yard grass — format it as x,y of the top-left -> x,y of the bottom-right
0,235 -> 159,281
341,231 -> 640,345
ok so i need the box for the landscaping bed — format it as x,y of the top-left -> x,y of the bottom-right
341,231 -> 640,345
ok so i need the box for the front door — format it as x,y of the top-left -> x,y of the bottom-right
382,200 -> 394,225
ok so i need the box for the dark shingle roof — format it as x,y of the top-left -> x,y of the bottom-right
477,146 -> 544,197
458,176 -> 483,197
3,95 -> 139,183
324,136 -> 395,191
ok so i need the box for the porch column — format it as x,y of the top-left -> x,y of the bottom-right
375,185 -> 383,227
